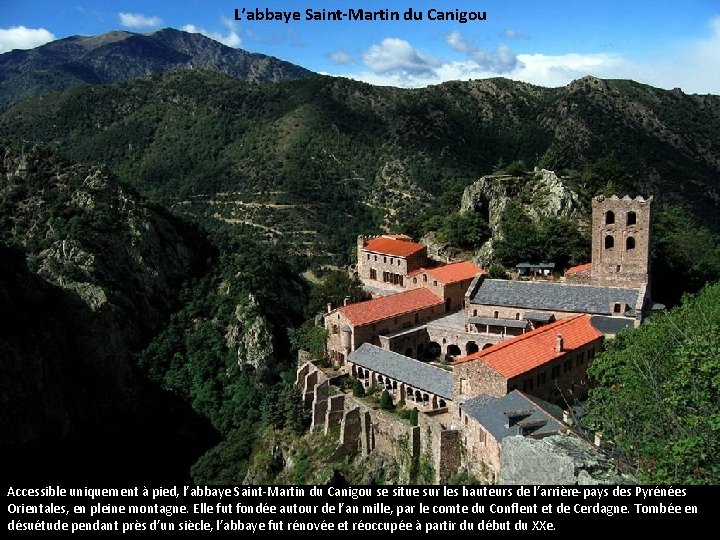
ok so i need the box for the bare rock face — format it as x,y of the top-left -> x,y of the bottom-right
460,169 -> 583,265
226,295 -> 275,373
499,434 -> 635,485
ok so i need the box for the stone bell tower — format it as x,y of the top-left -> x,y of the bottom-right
590,195 -> 652,289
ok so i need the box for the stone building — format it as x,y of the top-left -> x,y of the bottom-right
356,235 -> 428,294
406,260 -> 485,313
453,314 -> 603,404
589,195 -> 652,289
325,288 -> 444,365
459,390 -> 566,483
347,343 -> 454,412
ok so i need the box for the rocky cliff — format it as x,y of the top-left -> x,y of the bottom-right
459,169 -> 585,265
0,144 -> 217,482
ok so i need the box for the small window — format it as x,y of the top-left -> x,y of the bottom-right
494,311 -> 499,318
383,256 -> 387,263
605,235 -> 614,250
473,309 -> 478,317
626,237 -> 636,251
332,324 -> 339,334
627,211 -> 637,226
374,255 -> 377,261
613,303 -> 622,314
515,313 -> 520,320
605,210 -> 615,225
423,274 -> 427,283
413,277 -> 417,284
370,268 -> 377,280
433,280 -> 437,286
366,253 -> 370,260
397,259 -> 401,266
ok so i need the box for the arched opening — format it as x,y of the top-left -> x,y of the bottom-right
627,211 -> 637,226
604,235 -> 614,250
605,210 -> 615,225
415,390 -> 422,402
447,344 -> 462,357
377,375 -> 384,384
357,367 -> 365,379
406,387 -> 414,399
626,236 -> 635,251
472,309 -> 478,317
466,341 -> 479,354
404,347 -> 414,358
426,342 -> 441,360
422,394 -> 429,404
482,343 -> 493,350
439,399 -> 447,408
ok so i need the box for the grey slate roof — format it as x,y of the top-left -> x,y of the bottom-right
589,315 -> 634,335
348,343 -> 453,399
469,278 -> 641,316
468,317 -> 529,329
524,311 -> 555,323
461,390 -> 564,441
516,262 -> 555,270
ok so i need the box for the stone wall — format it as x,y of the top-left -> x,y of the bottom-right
297,361 -> 460,484
453,360 -> 508,399
590,195 -> 652,289
457,410 -> 501,483
418,412 -> 462,484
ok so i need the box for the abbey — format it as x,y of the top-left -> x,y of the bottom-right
300,194 -> 654,483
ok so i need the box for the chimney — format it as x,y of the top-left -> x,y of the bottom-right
343,296 -> 350,306
327,303 -> 332,314
555,334 -> 564,352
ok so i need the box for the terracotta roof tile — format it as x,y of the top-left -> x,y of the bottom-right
454,314 -> 603,378
427,261 -> 485,284
363,237 -> 425,257
339,288 -> 443,326
565,262 -> 592,275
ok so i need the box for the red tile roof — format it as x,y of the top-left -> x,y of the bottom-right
339,288 -> 443,326
454,314 -> 603,378
363,237 -> 425,258
565,262 -> 592,275
428,261 -> 485,284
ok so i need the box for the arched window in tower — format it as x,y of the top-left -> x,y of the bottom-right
626,236 -> 636,251
627,211 -> 637,226
605,210 -> 615,225
604,235 -> 614,250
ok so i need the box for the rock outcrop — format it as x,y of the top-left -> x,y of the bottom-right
500,434 -> 636,485
460,169 -> 584,265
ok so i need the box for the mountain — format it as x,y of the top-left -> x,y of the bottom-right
0,144 -> 217,482
1,71 -> 718,267
0,28 -> 313,106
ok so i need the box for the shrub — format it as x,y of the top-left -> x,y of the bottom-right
379,390 -> 394,410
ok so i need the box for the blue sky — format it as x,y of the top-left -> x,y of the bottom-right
1,1 -> 718,93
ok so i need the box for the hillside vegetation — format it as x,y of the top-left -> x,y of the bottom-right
1,72 -> 718,268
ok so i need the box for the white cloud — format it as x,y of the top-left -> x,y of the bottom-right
330,50 -> 354,66
182,17 -> 241,48
446,31 -> 520,73
363,38 -> 439,77
118,12 -> 162,29
343,15 -> 720,94
0,26 -> 55,53
501,29 -> 528,40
